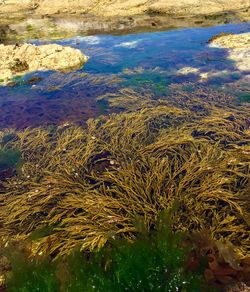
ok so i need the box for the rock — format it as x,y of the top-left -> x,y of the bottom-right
146,0 -> 249,16
0,43 -> 88,83
209,32 -> 250,49
209,32 -> 250,71
33,0 -> 250,18
0,1 -> 249,39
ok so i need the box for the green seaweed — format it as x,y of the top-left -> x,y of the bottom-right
238,92 -> 250,103
123,72 -> 170,97
5,252 -> 58,292
181,85 -> 195,92
65,219 -> 205,291
5,213 -> 207,292
29,225 -> 57,241
0,149 -> 22,172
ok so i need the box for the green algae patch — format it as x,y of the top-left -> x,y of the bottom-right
5,251 -> 58,292
64,221 -> 205,291
238,92 -> 250,103
122,71 -> 171,98
29,225 -> 57,241
5,214 -> 206,292
2,17 -> 79,43
0,149 -> 22,173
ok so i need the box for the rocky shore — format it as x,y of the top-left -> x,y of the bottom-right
1,0 -> 249,18
0,43 -> 88,83
0,0 -> 249,41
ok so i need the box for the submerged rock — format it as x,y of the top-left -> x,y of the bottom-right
0,43 -> 88,83
209,32 -> 250,71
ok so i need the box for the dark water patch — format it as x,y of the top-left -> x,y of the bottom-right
0,72 -> 120,129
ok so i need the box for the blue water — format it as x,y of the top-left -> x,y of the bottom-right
0,22 -> 249,128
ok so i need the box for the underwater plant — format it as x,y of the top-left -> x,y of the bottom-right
0,99 -> 249,259
0,149 -> 21,173
64,212 -> 206,292
0,142 -> 22,187
5,212 -> 207,292
0,81 -> 249,292
0,82 -> 248,271
5,249 -> 58,292
238,92 -> 250,104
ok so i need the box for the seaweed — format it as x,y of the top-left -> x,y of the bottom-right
238,92 -> 250,104
5,251 -> 58,292
5,213 -> 206,292
0,102 -> 249,259
0,148 -> 22,175
64,214 -> 205,292
0,149 -> 20,171
0,83 -> 249,262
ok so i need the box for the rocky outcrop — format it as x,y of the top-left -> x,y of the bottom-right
0,43 -> 88,83
146,0 -> 249,16
0,0 -> 249,39
22,0 -> 250,18
210,32 -> 250,71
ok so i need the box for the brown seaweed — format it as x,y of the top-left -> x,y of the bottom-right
0,95 -> 249,259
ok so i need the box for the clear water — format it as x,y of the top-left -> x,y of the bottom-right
0,22 -> 249,129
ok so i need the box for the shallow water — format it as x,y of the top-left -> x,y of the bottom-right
1,21 -> 250,290
0,22 -> 249,129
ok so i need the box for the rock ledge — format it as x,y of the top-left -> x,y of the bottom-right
0,43 -> 88,83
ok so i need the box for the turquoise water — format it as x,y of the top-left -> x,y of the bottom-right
0,22 -> 249,129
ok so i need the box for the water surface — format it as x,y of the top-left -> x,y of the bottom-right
0,22 -> 249,129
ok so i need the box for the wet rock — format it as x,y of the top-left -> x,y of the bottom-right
0,24 -> 11,43
209,32 -> 250,71
207,32 -> 232,44
25,76 -> 43,84
0,43 -> 88,83
210,32 -> 250,49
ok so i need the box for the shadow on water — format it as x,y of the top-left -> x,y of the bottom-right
0,22 -> 249,129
